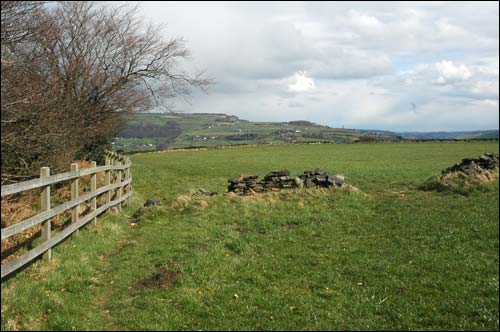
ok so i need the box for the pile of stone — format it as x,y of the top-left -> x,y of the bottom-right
442,152 -> 499,176
261,170 -> 300,191
227,174 -> 261,195
299,169 -> 345,188
227,169 -> 346,195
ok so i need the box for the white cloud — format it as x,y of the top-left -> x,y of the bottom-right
288,72 -> 315,92
345,9 -> 384,35
434,60 -> 472,84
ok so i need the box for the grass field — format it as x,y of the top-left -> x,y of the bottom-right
1,141 -> 499,330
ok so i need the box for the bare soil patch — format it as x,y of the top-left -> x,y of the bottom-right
132,267 -> 182,290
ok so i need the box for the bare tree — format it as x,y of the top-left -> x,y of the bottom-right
1,1 -> 43,48
1,1 -> 210,183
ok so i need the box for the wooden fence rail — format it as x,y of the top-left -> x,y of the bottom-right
1,151 -> 132,278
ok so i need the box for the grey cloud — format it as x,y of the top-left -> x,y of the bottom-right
308,48 -> 393,79
288,101 -> 305,108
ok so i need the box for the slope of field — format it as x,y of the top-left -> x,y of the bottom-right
112,112 -> 400,152
1,141 -> 499,331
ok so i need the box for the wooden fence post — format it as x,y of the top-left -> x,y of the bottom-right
125,158 -> 131,206
117,161 -> 122,211
40,167 -> 51,261
105,157 -> 111,204
71,163 -> 79,235
128,157 -> 132,206
111,155 -> 117,190
90,161 -> 97,225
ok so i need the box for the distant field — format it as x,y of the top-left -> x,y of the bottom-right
1,142 -> 499,330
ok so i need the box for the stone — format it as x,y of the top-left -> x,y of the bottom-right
229,174 -> 258,183
315,175 -> 326,182
144,198 -> 160,207
294,177 -> 304,188
253,185 -> 264,192
305,179 -> 315,188
314,168 -> 325,175
333,175 -> 345,186
264,170 -> 290,180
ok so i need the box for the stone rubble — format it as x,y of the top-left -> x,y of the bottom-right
442,152 -> 499,176
227,169 -> 346,195
299,169 -> 344,188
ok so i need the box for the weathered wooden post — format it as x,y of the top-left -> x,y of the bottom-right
90,161 -> 97,225
128,157 -> 133,206
111,154 -> 118,190
71,163 -> 79,235
117,161 -> 122,211
125,157 -> 131,206
105,156 -> 111,204
40,167 -> 51,261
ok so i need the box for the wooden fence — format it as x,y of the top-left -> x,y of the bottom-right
1,151 -> 132,278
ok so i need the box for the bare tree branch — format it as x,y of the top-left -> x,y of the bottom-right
1,1 -> 212,183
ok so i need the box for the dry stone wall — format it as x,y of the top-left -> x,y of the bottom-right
228,169 -> 346,195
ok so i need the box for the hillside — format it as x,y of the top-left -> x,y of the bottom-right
112,112 -> 401,152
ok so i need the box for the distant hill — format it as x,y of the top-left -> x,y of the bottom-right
389,130 -> 499,140
455,130 -> 499,140
112,112 -> 400,152
112,112 -> 498,152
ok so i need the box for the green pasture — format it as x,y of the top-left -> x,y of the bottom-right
1,141 -> 498,331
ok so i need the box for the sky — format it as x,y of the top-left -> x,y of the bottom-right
135,1 -> 499,131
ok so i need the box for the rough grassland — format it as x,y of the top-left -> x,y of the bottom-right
1,141 -> 499,331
